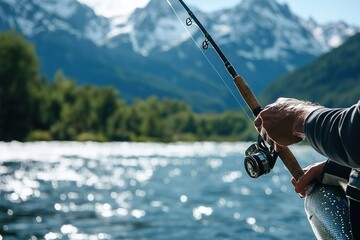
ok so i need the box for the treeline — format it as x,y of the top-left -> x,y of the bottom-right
0,31 -> 256,142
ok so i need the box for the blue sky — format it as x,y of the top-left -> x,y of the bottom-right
192,0 -> 360,25
79,0 -> 360,26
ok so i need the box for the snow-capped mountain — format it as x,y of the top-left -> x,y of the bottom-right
123,1 -> 187,56
303,18 -> 359,49
0,0 -> 359,111
0,0 -> 109,45
103,0 -> 358,59
207,0 -> 323,71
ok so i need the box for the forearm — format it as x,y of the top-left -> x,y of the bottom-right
305,101 -> 360,168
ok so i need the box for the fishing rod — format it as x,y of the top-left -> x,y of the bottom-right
175,0 -> 304,180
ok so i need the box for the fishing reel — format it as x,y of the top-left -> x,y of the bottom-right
244,135 -> 278,178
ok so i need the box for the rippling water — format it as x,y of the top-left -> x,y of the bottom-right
0,142 -> 325,240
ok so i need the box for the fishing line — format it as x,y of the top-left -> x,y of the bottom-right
168,0 -> 305,183
167,0 -> 253,121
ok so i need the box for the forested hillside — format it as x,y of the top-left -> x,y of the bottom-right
0,31 -> 255,142
261,33 -> 360,108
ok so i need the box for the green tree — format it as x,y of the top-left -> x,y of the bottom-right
0,31 -> 41,141
139,96 -> 164,139
125,100 -> 143,139
48,72 -> 78,140
106,100 -> 128,141
92,87 -> 118,133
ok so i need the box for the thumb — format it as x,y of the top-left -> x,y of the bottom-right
254,115 -> 263,130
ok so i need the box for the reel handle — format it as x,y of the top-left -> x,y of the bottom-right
233,75 -> 304,181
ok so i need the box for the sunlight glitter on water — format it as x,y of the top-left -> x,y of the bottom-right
193,206 -> 213,220
0,141 -> 253,161
0,141 -> 326,239
222,171 -> 242,183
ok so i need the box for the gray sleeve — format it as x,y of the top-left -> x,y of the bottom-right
304,101 -> 360,168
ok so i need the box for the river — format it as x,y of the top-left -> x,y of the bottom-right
0,141 -> 324,239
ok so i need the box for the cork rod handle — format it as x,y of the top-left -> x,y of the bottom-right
233,75 -> 304,181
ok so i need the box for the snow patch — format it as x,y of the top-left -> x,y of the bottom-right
33,0 -> 78,19
34,12 -> 44,21
328,35 -> 343,48
85,20 -> 107,45
107,15 -> 133,39
213,24 -> 232,37
129,16 -> 193,56
16,17 -> 35,36
246,62 -> 256,72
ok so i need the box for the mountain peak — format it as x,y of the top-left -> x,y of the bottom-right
118,0 -> 200,56
211,0 -> 321,64
237,0 -> 295,23
146,0 -> 173,10
241,0 -> 282,11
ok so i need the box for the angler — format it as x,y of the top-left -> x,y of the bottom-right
170,0 -> 353,239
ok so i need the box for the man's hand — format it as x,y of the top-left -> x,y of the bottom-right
254,98 -> 321,147
291,161 -> 326,197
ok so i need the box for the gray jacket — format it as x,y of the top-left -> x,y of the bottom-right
305,101 -> 360,201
